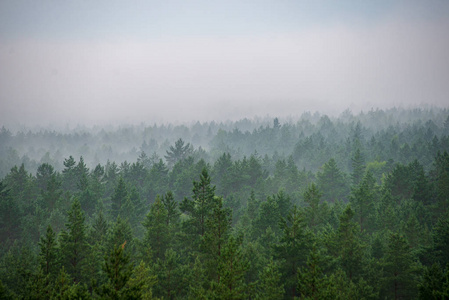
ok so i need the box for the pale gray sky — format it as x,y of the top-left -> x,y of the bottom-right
1,1 -> 448,126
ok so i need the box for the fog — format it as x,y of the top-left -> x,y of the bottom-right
1,1 -> 448,128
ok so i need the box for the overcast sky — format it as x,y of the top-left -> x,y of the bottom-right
1,0 -> 448,127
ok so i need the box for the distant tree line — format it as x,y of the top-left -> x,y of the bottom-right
0,107 -> 448,298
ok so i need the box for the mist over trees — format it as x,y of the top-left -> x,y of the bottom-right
0,107 -> 449,299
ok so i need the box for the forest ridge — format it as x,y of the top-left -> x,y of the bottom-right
0,107 -> 449,299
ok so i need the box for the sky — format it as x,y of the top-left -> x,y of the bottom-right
1,0 -> 448,127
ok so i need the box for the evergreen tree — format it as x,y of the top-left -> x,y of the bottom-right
432,213 -> 449,268
62,156 -> 77,192
143,195 -> 170,261
111,177 -> 127,219
317,158 -> 349,203
162,191 -> 181,233
382,233 -> 419,299
419,263 -> 449,299
297,244 -> 325,300
303,183 -> 325,231
165,138 -> 193,168
335,205 -> 365,281
180,167 -> 216,238
256,258 -> 284,300
0,181 -> 21,242
155,249 -> 185,300
274,206 -> 313,298
99,242 -> 139,298
202,197 -> 232,282
350,171 -> 377,233
211,236 -> 249,300
59,198 -> 89,284
128,261 -> 159,300
38,225 -> 58,278
351,147 -> 366,186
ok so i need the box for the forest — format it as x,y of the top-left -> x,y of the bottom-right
0,107 -> 449,299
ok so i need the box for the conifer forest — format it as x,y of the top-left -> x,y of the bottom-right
1,107 -> 449,299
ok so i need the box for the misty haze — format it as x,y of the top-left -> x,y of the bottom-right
1,1 -> 449,299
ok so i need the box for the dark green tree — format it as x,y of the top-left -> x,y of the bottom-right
350,171 -> 378,233
211,236 -> 249,300
38,225 -> 58,278
202,197 -> 232,283
111,177 -> 127,219
142,195 -> 170,261
317,158 -> 349,203
256,258 -> 284,300
303,183 -> 325,231
419,263 -> 449,299
99,242 -> 139,299
432,213 -> 449,268
59,198 -> 89,284
273,206 -> 313,298
382,233 -> 419,299
0,181 -> 21,242
335,205 -> 365,281
351,147 -> 365,186
180,167 -> 216,238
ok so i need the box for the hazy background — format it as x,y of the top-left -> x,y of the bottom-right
1,0 -> 448,127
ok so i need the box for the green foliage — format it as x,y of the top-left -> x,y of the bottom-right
382,233 -> 420,299
165,138 -> 193,168
1,109 -> 449,298
256,258 -> 284,300
180,167 -> 216,239
350,171 -> 378,233
317,158 -> 350,203
111,177 -> 127,219
334,205 -> 365,281
59,198 -> 89,284
98,242 -> 139,299
143,196 -> 169,261
38,225 -> 58,278
274,205 -> 313,298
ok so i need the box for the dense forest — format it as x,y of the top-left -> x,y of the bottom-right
1,107 -> 449,299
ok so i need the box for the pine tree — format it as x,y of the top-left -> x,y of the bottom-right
432,212 -> 449,268
350,171 -> 377,233
155,249 -> 184,299
297,244 -> 325,299
256,258 -> 284,300
317,158 -> 349,203
99,242 -> 139,298
202,197 -> 232,282
143,195 -> 170,261
211,236 -> 249,300
351,147 -> 366,186
164,138 -> 193,168
180,167 -> 216,238
273,205 -> 313,298
303,183 -> 324,231
59,198 -> 89,284
382,233 -> 419,299
38,225 -> 58,278
111,177 -> 127,219
128,261 -> 158,300
162,191 -> 181,233
335,205 -> 365,281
